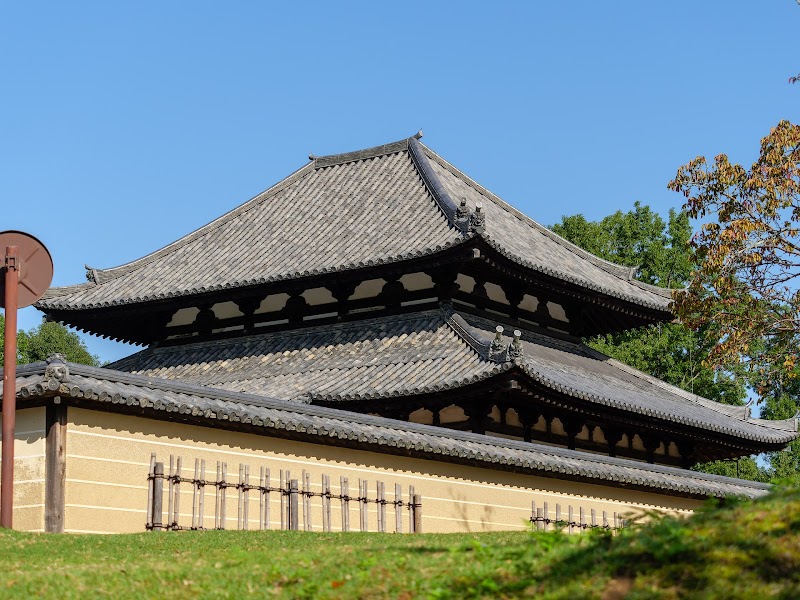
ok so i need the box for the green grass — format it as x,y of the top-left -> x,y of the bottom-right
3,484 -> 800,599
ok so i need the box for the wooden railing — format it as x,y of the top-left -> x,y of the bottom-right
530,500 -> 627,533
146,454 -> 421,533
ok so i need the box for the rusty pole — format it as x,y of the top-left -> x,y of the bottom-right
1,245 -> 19,529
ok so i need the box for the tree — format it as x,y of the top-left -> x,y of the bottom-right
552,204 -> 767,480
552,203 -> 748,405
668,120 -> 800,393
0,314 -> 99,367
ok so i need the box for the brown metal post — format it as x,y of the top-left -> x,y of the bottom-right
1,245 -> 19,529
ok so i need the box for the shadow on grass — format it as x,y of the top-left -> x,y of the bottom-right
403,485 -> 800,599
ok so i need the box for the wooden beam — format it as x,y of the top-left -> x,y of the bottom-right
45,402 -> 67,533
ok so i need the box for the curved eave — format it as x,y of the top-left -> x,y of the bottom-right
36,235 -> 468,312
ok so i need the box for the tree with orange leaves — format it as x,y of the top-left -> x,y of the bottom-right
669,120 -> 800,393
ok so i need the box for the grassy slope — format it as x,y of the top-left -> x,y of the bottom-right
3,485 -> 800,599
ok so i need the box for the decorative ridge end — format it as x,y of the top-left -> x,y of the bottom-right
44,354 -> 69,390
470,203 -> 486,234
488,326 -> 507,362
744,398 -> 754,421
85,265 -> 99,284
507,329 -> 524,360
414,129 -> 423,140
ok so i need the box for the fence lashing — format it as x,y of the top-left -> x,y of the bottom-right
395,483 -> 402,533
146,455 -> 421,533
530,501 -> 626,534
341,476 -> 350,532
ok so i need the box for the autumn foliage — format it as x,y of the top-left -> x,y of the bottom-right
669,120 -> 800,391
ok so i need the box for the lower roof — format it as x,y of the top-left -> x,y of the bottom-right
108,308 -> 798,446
16,358 -> 771,499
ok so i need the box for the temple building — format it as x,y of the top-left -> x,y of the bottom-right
9,133 -> 798,533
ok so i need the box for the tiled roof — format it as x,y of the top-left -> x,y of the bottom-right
110,311 -> 504,401
38,135 -> 671,312
108,308 -> 798,445
456,313 -> 799,445
420,146 -> 673,310
15,359 -> 771,499
39,143 -> 461,309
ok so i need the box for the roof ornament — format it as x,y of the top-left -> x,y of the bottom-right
414,129 -> 424,139
308,153 -> 317,161
488,325 -> 506,362
744,398 -> 754,421
84,265 -> 99,284
455,197 -> 471,233
507,330 -> 524,360
470,203 -> 486,233
44,353 -> 69,390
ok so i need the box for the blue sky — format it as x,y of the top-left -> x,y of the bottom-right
2,1 -> 798,362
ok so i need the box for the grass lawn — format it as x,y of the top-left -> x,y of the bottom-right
3,483 -> 800,599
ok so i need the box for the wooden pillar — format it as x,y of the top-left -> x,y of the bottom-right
562,418 -> 582,451
642,434 -> 661,464
235,297 -> 262,334
677,441 -> 696,469
45,402 -> 67,533
429,267 -> 459,303
502,282 -> 525,319
604,427 -> 623,458
330,282 -> 356,321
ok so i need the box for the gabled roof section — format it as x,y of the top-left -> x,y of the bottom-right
108,308 -> 798,446
39,136 -> 463,310
15,358 -> 772,499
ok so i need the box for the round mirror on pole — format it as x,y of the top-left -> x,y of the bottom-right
0,230 -> 53,529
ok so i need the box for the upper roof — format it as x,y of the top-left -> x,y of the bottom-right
15,358 -> 772,499
109,307 -> 798,446
38,135 -> 671,312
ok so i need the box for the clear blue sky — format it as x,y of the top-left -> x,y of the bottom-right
2,1 -> 798,363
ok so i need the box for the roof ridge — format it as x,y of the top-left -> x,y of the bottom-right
442,306 -> 493,360
312,138 -> 412,169
78,161 -> 317,285
408,137 -> 461,226
419,143 -> 674,301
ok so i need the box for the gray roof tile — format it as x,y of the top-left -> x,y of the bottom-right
108,308 -> 797,445
38,135 -> 670,312
15,360 -> 771,499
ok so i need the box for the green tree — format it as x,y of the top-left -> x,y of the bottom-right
552,204 -> 768,480
0,314 -> 99,367
552,203 -> 748,405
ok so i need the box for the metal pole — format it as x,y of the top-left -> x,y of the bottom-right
1,245 -> 19,529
